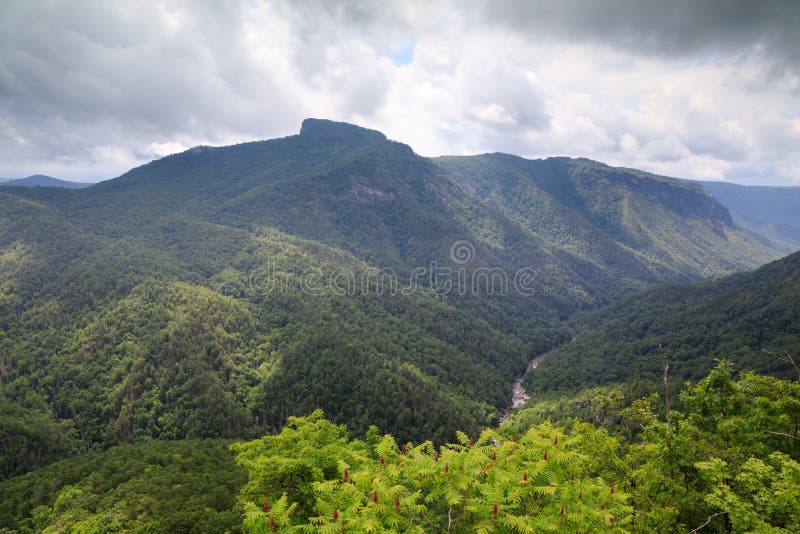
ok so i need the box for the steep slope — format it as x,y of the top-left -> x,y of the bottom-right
695,180 -> 800,250
1,187 -> 535,479
436,154 -> 780,297
40,119 -> 781,308
0,440 -> 245,532
526,250 -> 800,394
46,121 -> 592,313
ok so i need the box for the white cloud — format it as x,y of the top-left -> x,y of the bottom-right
0,0 -> 798,185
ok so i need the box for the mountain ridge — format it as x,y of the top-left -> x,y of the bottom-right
0,174 -> 91,189
435,152 -> 775,292
690,179 -> 800,251
49,119 -> 783,296
0,118 -> 793,482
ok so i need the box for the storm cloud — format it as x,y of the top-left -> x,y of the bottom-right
486,1 -> 800,64
1,0 -> 798,184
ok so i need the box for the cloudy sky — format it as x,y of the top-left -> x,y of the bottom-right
1,0 -> 799,185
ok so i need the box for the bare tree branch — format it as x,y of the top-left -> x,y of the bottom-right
767,431 -> 800,441
660,343 -> 671,426
688,511 -> 728,533
762,349 -> 800,383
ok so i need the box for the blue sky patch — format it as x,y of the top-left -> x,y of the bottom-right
391,43 -> 415,66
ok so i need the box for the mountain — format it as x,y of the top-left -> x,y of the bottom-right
526,249 -> 800,394
436,154 -> 778,296
0,174 -> 92,188
0,118 -> 790,480
693,180 -> 800,251
49,119 -> 783,306
0,192 -> 530,478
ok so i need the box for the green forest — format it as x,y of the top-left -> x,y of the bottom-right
1,119 -> 799,532
2,364 -> 798,532
527,251 -> 800,395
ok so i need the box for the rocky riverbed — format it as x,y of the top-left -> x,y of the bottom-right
498,353 -> 547,424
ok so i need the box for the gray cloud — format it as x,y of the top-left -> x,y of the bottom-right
483,0 -> 800,69
0,0 -> 308,179
0,0 -> 798,184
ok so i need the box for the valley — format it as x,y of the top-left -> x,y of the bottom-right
1,119 -> 798,533
6,0 -> 800,529
499,352 -> 547,424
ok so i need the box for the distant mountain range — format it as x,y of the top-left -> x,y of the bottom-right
0,174 -> 92,189
693,180 -> 800,250
0,118 -> 797,481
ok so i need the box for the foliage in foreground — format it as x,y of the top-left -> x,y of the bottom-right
2,363 -> 798,533
234,411 -> 629,533
236,363 -> 800,533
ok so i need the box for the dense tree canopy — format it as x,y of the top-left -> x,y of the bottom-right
1,120 -> 797,532
2,364 -> 798,533
527,251 -> 800,394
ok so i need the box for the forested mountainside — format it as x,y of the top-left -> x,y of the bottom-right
22,119 -> 781,302
0,119 -> 792,507
0,119 -> 798,531
436,154 -> 774,289
527,250 -> 800,394
0,195 -> 541,477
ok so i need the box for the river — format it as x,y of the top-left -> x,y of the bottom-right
498,353 -> 547,424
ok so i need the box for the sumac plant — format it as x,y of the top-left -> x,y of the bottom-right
234,411 -> 631,532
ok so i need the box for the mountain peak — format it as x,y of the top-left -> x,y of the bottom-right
299,118 -> 387,145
